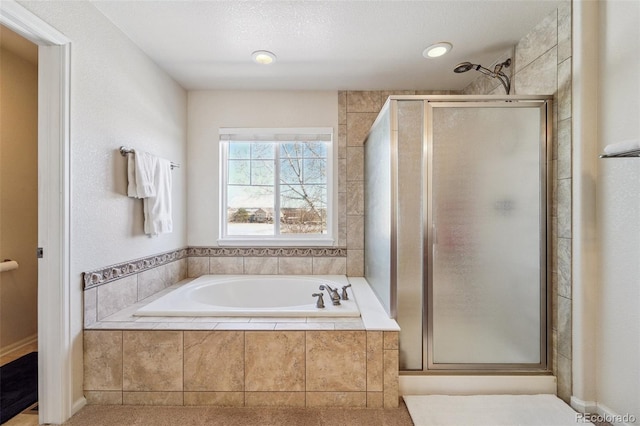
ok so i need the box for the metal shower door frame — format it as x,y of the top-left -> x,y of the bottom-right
422,97 -> 552,373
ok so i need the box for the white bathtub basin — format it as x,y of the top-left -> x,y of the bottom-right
134,275 -> 360,317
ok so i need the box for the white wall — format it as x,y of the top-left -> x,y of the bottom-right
19,0 -> 188,405
187,90 -> 338,246
595,0 -> 640,420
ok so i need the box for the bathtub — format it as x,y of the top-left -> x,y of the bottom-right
134,275 -> 361,317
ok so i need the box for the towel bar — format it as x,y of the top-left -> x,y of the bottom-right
119,146 -> 180,169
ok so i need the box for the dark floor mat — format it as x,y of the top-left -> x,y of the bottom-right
0,352 -> 38,424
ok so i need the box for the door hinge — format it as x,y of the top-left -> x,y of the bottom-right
37,247 -> 44,259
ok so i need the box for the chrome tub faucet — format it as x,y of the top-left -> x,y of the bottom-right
319,284 -> 341,305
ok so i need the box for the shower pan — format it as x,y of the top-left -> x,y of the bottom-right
364,95 -> 552,374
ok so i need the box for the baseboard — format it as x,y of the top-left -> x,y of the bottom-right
0,333 -> 37,357
71,396 -> 86,416
570,396 -> 598,413
596,403 -> 638,426
399,375 -> 557,396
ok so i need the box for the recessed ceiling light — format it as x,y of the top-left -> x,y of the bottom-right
423,42 -> 452,59
252,50 -> 277,65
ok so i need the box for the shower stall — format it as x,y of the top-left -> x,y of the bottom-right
364,95 -> 552,373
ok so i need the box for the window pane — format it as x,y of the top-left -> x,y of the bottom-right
229,143 -> 250,159
280,158 -> 302,184
227,185 -> 274,236
252,142 -> 274,159
251,160 -> 274,185
280,184 -> 327,235
280,142 -> 304,158
304,142 -> 327,158
228,160 -> 250,185
303,158 -> 326,184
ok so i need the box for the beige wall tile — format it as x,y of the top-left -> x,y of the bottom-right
558,295 -> 572,359
97,276 -> 137,320
514,47 -> 558,96
338,158 -> 347,193
367,392 -> 384,409
244,257 -> 278,275
122,391 -> 183,406
278,257 -> 312,275
367,331 -> 383,392
84,287 -> 97,327
346,181 -> 364,215
184,392 -> 244,407
557,118 -> 572,180
557,179 -> 571,238
347,113 -> 378,146
558,59 -> 572,121
306,331 -> 366,392
383,331 -> 399,350
245,392 -> 305,407
169,258 -> 187,283
380,90 -> 415,101
346,250 -> 364,277
515,10 -> 558,72
84,330 -> 123,391
338,91 -> 347,125
245,331 -> 305,391
383,349 -> 399,408
123,331 -> 183,391
312,257 -> 346,275
557,353 -> 571,403
346,147 -> 364,182
338,124 -> 347,159
187,257 -> 209,278
138,263 -> 174,301
347,91 -> 382,113
347,215 -> 364,250
210,257 -> 244,274
558,237 -> 572,299
184,331 -> 244,391
306,392 -> 366,408
85,391 -> 123,405
557,1 -> 572,63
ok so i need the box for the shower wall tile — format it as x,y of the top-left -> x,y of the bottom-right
122,331 -> 183,392
347,250 -> 364,277
243,257 -> 278,275
380,90 -> 416,102
210,257 -> 244,274
558,118 -> 572,179
558,238 -> 572,299
278,257 -> 312,275
346,91 -> 382,113
312,257 -> 346,275
558,58 -> 572,121
84,330 -> 123,391
552,99 -> 559,161
347,113 -> 378,146
183,331 -> 244,392
97,275 -> 137,321
557,353 -> 572,403
187,257 -> 209,278
557,178 -> 572,238
551,271 -> 558,331
558,296 -> 572,359
514,47 -> 558,96
338,91 -> 347,125
245,331 -> 305,391
346,181 -> 364,215
338,124 -> 347,159
347,215 -> 364,250
557,1 -> 572,64
346,147 -> 364,181
306,331 -> 366,392
515,9 -> 558,72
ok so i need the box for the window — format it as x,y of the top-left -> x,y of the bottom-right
219,128 -> 334,245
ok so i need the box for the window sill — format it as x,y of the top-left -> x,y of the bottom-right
217,238 -> 335,247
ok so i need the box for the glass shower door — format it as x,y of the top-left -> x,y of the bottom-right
427,102 -> 548,369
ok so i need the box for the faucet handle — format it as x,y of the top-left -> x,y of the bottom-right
341,284 -> 352,300
312,292 -> 325,309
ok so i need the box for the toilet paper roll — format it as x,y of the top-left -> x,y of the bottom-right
0,260 -> 19,272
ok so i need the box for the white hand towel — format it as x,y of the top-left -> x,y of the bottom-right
134,150 -> 157,198
126,153 -> 139,197
143,158 -> 173,235
604,139 -> 640,155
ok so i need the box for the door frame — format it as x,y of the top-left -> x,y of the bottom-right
0,1 -> 75,423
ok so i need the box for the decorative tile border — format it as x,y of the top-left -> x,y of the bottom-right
83,247 -> 347,290
187,247 -> 347,258
83,248 -> 188,290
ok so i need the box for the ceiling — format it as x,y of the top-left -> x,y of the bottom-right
91,0 -> 562,91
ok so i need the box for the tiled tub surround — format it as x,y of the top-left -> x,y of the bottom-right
84,277 -> 400,408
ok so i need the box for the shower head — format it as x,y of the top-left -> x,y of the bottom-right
453,62 -> 475,73
453,58 -> 512,94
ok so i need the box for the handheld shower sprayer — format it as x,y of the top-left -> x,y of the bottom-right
453,58 -> 512,94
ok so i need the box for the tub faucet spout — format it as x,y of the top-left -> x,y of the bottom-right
319,284 -> 341,305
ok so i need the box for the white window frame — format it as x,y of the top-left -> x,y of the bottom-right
218,127 -> 335,247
